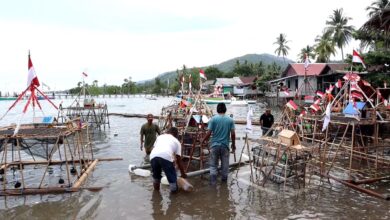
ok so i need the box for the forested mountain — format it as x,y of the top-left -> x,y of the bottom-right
138,53 -> 293,85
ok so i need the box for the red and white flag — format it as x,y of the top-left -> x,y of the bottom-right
362,80 -> 371,87
27,55 -> 40,87
326,85 -> 334,94
335,79 -> 342,88
199,69 -> 207,80
314,98 -> 321,105
310,104 -> 320,112
299,110 -> 307,117
304,53 -> 310,70
316,91 -> 325,98
283,89 -> 290,96
350,84 -> 360,92
352,50 -> 366,68
343,73 -> 361,82
82,72 -> 88,77
351,92 -> 364,100
304,95 -> 314,103
286,100 -> 298,110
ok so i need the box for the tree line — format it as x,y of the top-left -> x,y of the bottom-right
69,0 -> 389,95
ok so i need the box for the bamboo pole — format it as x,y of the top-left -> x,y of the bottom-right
73,159 -> 98,189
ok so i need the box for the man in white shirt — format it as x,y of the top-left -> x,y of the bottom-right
150,127 -> 187,192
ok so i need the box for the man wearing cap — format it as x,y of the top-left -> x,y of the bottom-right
140,114 -> 161,159
260,109 -> 274,136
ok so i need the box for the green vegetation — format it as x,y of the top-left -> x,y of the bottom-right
68,0 -> 390,96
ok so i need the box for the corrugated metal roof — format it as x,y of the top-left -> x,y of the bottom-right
215,78 -> 240,86
240,76 -> 257,84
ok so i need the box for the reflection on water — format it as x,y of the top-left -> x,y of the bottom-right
0,97 -> 389,219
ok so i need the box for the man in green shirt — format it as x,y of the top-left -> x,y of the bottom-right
140,114 -> 161,159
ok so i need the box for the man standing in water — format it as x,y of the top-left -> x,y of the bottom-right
150,127 -> 187,192
260,108 -> 274,136
140,114 -> 161,160
201,103 -> 235,185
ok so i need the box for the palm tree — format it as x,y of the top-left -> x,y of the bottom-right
297,45 -> 316,62
273,33 -> 290,62
359,2 -> 390,50
366,0 -> 389,17
325,8 -> 355,61
314,32 -> 336,63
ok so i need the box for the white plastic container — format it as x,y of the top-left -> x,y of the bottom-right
161,176 -> 169,185
133,168 -> 151,177
128,164 -> 136,173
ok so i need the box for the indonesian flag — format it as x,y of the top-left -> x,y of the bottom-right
351,92 -> 364,100
82,72 -> 88,77
283,89 -> 290,96
299,110 -> 307,117
343,73 -> 361,82
304,53 -> 310,70
189,74 -> 192,91
27,55 -> 40,87
199,69 -> 207,80
304,95 -> 314,103
316,91 -> 325,98
310,104 -> 320,112
352,50 -> 366,68
335,79 -> 342,88
350,83 -> 360,92
326,85 -> 334,94
314,98 -> 321,105
286,100 -> 298,110
362,80 -> 371,87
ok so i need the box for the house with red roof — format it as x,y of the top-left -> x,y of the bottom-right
268,63 -> 348,97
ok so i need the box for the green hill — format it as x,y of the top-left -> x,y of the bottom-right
137,53 -> 293,84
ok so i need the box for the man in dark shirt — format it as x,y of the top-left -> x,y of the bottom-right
140,114 -> 161,159
260,109 -> 274,136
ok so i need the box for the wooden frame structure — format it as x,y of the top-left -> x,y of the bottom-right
0,119 -> 99,196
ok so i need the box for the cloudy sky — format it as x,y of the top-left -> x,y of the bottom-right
0,0 -> 372,92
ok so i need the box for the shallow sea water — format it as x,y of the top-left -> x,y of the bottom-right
0,96 -> 389,219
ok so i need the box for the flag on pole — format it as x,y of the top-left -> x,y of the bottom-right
314,98 -> 321,105
351,92 -> 364,100
188,74 -> 192,91
82,72 -> 88,77
350,83 -> 360,92
316,91 -> 325,98
352,50 -> 366,68
326,85 -> 334,94
310,104 -> 320,112
245,107 -> 253,133
283,89 -> 290,96
199,69 -> 207,80
322,103 -> 331,131
335,79 -> 342,88
304,95 -> 314,103
304,53 -> 310,70
27,55 -> 40,87
362,80 -> 371,87
299,110 -> 307,117
286,100 -> 298,110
